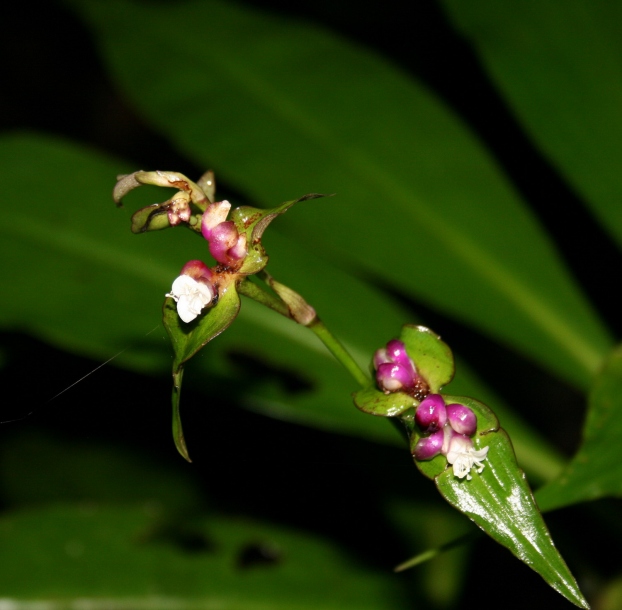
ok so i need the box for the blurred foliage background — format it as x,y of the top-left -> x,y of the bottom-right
1,0 -> 622,608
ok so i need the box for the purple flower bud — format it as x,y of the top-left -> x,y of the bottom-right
376,362 -> 414,393
412,429 -> 444,460
385,339 -> 416,377
415,394 -> 447,432
446,403 -> 477,436
227,233 -> 248,261
201,200 -> 231,240
209,221 -> 240,265
180,260 -> 214,284
373,348 -> 391,370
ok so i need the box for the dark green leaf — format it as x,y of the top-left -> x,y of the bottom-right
0,505 -> 407,609
69,0 -> 612,387
436,426 -> 588,608
440,0 -> 622,248
536,344 -> 622,511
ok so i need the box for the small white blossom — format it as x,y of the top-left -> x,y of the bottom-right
166,275 -> 214,323
446,435 -> 490,480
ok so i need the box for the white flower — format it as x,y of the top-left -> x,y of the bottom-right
446,435 -> 490,480
166,275 -> 214,323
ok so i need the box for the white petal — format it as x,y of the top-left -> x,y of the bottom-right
166,274 -> 215,323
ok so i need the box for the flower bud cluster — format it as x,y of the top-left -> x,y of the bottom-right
201,200 -> 248,268
413,394 -> 489,480
373,340 -> 429,400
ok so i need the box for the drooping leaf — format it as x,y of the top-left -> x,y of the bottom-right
0,505 -> 408,609
69,0 -> 612,388
440,0 -> 622,249
536,344 -> 622,511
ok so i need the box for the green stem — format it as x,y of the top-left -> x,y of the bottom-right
237,277 -> 290,317
306,317 -> 369,388
239,276 -> 369,388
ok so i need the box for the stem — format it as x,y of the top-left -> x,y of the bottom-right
237,277 -> 291,317
239,275 -> 370,388
306,317 -> 369,388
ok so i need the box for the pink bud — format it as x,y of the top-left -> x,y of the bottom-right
209,221 -> 240,265
412,429 -> 444,460
376,362 -> 414,393
179,260 -> 214,284
446,403 -> 477,436
228,233 -> 248,261
415,394 -> 447,432
201,200 -> 232,240
373,348 -> 391,370
386,339 -> 416,377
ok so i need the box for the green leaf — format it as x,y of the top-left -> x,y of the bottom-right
163,277 -> 241,370
433,411 -> 588,608
0,505 -> 407,609
401,325 -> 454,392
69,0 -> 612,387
440,0 -> 622,248
231,193 -> 328,275
353,385 -> 415,418
164,275 -> 241,460
535,344 -> 622,511
353,324 -> 454,417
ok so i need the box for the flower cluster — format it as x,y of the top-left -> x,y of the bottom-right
373,339 -> 429,400
167,201 -> 249,323
413,394 -> 489,480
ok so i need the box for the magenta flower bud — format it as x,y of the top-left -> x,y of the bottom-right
179,260 -> 214,284
376,362 -> 414,393
373,348 -> 391,370
415,394 -> 447,432
446,403 -> 477,436
201,200 -> 232,240
385,339 -> 416,377
227,233 -> 248,261
412,429 -> 444,460
209,221 -> 240,264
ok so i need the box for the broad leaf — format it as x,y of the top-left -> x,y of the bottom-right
437,426 -> 588,609
0,505 -> 407,609
69,0 -> 612,387
536,344 -> 622,511
440,0 -> 622,249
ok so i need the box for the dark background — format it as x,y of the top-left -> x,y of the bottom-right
1,1 -> 619,608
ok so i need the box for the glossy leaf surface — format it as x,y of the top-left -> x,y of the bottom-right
432,398 -> 587,608
69,0 -> 612,388
536,344 -> 622,511
441,0 -> 622,248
